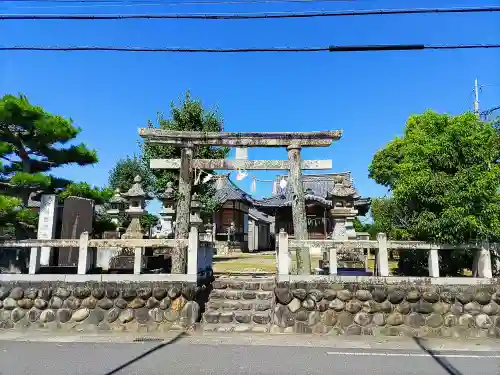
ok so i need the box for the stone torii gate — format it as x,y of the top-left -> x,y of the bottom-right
138,129 -> 342,274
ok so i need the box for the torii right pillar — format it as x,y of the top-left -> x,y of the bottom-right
287,145 -> 310,275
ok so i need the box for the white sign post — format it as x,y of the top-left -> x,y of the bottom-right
36,194 -> 58,266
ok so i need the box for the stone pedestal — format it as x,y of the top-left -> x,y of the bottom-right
96,230 -> 121,271
121,217 -> 144,275
332,218 -> 348,240
345,216 -> 357,239
159,206 -> 176,238
332,217 -> 362,265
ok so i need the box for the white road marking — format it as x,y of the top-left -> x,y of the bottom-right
326,351 -> 500,358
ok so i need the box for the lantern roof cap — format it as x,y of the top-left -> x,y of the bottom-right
109,188 -> 127,203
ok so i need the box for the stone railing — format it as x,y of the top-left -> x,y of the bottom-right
0,228 -> 213,282
277,230 -> 498,281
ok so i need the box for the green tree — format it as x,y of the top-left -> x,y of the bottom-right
369,111 -> 500,276
369,197 -> 413,241
0,94 -> 98,236
141,91 -> 229,218
92,209 -> 118,236
140,213 -> 160,235
108,155 -> 154,194
59,182 -> 112,204
352,217 -> 372,235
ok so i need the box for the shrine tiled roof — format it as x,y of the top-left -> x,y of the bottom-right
275,172 -> 360,199
213,173 -> 371,216
248,207 -> 274,224
254,193 -> 333,208
253,173 -> 371,211
214,175 -> 254,205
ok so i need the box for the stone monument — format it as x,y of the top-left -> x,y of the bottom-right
37,194 -> 58,266
59,196 -> 94,267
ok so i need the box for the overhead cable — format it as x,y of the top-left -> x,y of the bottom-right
0,0 -> 355,3
1,6 -> 500,20
0,0 -> 356,10
0,0 -> 355,4
1,43 -> 499,53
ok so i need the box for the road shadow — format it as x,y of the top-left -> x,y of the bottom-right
103,331 -> 186,375
413,337 -> 462,375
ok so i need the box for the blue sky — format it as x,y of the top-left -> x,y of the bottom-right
1,0 -> 499,215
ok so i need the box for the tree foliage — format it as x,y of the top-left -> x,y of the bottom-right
369,111 -> 500,275
108,155 -> 154,194
0,94 -> 98,235
369,111 -> 500,243
58,182 -> 113,204
141,91 -> 229,217
352,217 -> 372,236
139,213 -> 160,234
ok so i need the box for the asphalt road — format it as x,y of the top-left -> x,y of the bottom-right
1,334 -> 499,375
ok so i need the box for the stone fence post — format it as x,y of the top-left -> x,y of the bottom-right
29,246 -> 41,275
187,226 -> 199,277
428,247 -> 440,278
329,247 -> 337,275
278,229 -> 290,276
473,241 -> 493,278
376,233 -> 389,277
187,193 -> 203,276
77,231 -> 91,275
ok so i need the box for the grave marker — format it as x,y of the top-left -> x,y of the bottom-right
59,196 -> 94,267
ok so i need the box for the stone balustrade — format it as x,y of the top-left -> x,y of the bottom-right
0,229 -> 213,281
278,230 -> 498,280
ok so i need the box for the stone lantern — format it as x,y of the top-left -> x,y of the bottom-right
121,175 -> 151,239
158,182 -> 177,238
189,192 -> 203,230
227,221 -> 236,243
107,188 -> 127,231
204,221 -> 214,241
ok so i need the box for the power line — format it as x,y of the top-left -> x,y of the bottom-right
481,106 -> 500,118
0,0 -> 355,3
1,6 -> 500,20
0,0 -> 354,3
1,43 -> 499,53
0,0 -> 356,10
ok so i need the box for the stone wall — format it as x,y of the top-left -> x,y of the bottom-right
3,277 -> 500,338
0,281 -> 206,332
273,281 -> 500,338
202,276 -> 276,332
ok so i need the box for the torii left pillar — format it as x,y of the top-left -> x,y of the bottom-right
173,147 -> 193,274
287,145 -> 311,275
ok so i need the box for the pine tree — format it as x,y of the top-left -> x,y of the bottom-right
0,94 -> 98,235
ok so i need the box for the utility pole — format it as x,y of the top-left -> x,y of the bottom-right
474,78 -> 480,114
